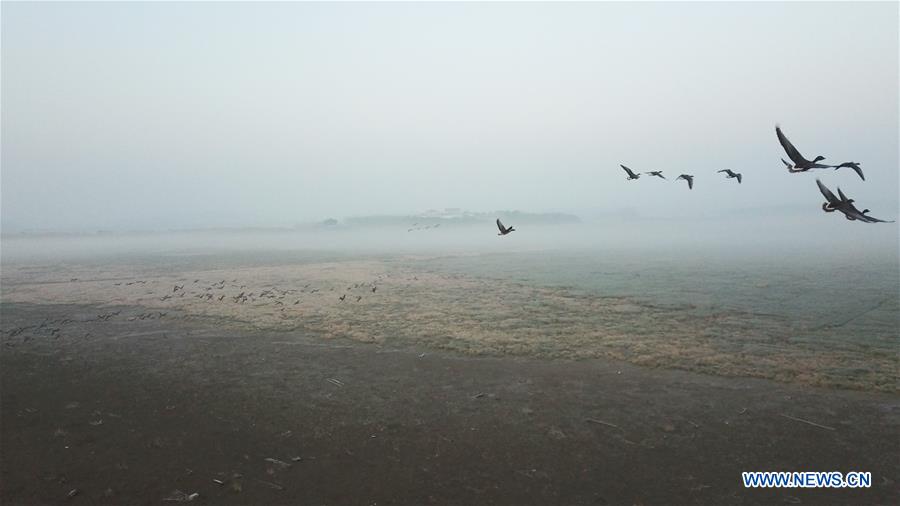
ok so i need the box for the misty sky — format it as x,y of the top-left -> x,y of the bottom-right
2,1 -> 898,232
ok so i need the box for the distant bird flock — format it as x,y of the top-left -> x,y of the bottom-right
492,124 -> 891,233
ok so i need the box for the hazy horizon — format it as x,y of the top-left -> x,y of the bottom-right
2,2 -> 898,245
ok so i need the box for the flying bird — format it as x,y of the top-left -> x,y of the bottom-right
645,171 -> 666,179
776,125 -> 830,171
835,187 -> 893,223
620,165 -> 641,180
717,169 -> 742,184
817,179 -> 847,214
675,174 -> 694,189
831,161 -> 865,181
496,219 -> 515,236
816,179 -> 893,223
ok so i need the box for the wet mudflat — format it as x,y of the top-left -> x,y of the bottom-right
2,254 -> 896,393
2,301 -> 897,506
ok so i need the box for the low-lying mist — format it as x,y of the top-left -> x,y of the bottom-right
2,214 -> 897,267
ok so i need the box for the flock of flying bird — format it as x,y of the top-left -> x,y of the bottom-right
618,165 -> 730,190
774,125 -> 890,223
495,124 -> 893,236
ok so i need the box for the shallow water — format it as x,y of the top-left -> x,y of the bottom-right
414,250 -> 899,350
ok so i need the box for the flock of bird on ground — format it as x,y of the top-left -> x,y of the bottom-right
408,223 -> 442,233
495,124 -> 893,236
115,276 -> 388,308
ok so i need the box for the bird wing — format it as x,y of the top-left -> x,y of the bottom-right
776,126 -> 806,165
836,188 -> 851,203
496,218 -> 506,233
782,158 -> 804,172
736,173 -> 742,184
687,177 -> 693,189
816,179 -> 842,206
839,206 -> 874,222
843,201 -> 891,222
620,165 -> 636,178
859,213 -> 894,223
851,164 -> 865,181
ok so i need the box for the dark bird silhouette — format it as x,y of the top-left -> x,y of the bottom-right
173,285 -> 183,292
831,161 -> 865,181
717,169 -> 742,183
620,165 -> 641,180
496,219 -> 515,236
675,174 -> 694,189
776,125 -> 829,171
817,179 -> 844,213
816,179 -> 893,223
372,286 -> 377,293
835,188 -> 893,223
356,296 -> 362,302
339,294 -> 346,302
644,171 -> 666,179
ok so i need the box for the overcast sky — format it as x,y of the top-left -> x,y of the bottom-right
2,1 -> 898,233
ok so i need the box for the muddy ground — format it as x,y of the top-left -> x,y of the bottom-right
2,300 -> 898,505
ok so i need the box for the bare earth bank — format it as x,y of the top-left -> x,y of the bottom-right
1,302 -> 898,506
